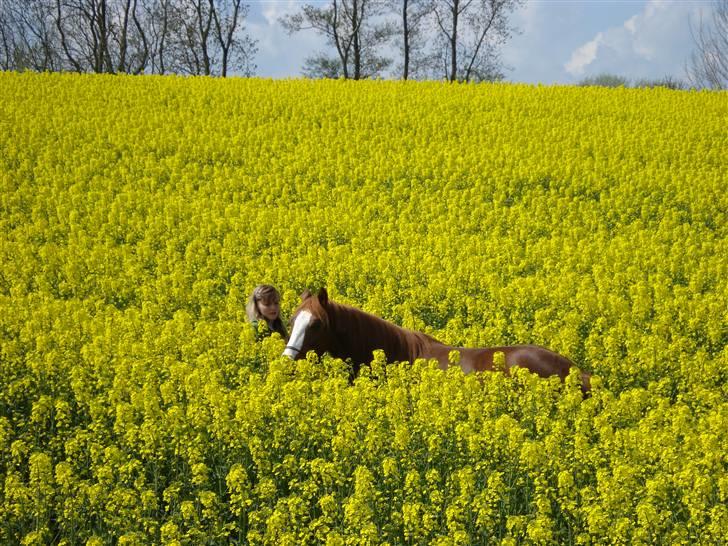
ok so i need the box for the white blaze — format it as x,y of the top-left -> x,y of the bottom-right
283,310 -> 313,359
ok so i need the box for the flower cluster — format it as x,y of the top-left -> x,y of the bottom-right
0,72 -> 726,544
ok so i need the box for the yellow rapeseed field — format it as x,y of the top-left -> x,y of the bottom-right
0,72 -> 726,545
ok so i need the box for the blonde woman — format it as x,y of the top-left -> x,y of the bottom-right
246,284 -> 288,340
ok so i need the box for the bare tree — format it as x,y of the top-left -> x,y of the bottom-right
160,0 -> 256,76
686,0 -> 728,89
431,0 -> 522,82
167,0 -> 215,75
390,0 -> 433,80
134,0 -> 171,73
211,0 -> 256,77
55,0 -> 103,72
110,0 -> 150,73
2,0 -> 255,76
1,0 -> 62,71
281,0 -> 394,79
54,0 -> 143,73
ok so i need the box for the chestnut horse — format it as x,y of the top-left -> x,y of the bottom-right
283,288 -> 591,394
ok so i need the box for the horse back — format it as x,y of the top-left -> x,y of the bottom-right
466,345 -> 572,376
458,344 -> 589,394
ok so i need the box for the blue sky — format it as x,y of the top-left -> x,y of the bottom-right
244,0 -> 713,84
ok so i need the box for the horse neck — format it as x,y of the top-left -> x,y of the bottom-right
327,302 -> 439,364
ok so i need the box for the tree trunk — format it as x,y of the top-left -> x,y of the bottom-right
197,0 -> 212,75
131,0 -> 149,74
403,0 -> 409,80
450,0 -> 458,82
97,0 -> 114,73
55,0 -> 83,72
464,0 -> 498,82
332,0 -> 349,78
159,0 -> 168,74
352,0 -> 360,79
118,0 -> 132,73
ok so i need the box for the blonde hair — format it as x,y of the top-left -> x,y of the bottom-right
246,284 -> 287,338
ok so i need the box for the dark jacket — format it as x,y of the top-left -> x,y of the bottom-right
250,318 -> 288,341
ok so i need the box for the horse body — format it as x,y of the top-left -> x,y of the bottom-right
284,289 -> 591,394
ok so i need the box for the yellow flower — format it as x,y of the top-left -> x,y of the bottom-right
1,71 -> 726,545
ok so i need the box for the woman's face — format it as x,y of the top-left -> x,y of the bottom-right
257,297 -> 280,321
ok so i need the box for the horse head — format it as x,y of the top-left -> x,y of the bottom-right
283,288 -> 335,360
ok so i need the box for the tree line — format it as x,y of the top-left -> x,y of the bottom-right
0,0 -> 257,76
279,0 -> 523,82
1,0 -> 726,88
0,0 -> 523,82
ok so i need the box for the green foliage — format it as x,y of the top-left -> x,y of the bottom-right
577,73 -> 630,87
633,75 -> 687,90
578,73 -> 689,90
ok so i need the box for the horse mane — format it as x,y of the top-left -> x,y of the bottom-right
325,300 -> 441,366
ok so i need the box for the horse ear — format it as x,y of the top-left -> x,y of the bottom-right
301,289 -> 312,301
318,287 -> 329,305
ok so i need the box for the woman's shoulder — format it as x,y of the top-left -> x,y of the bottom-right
248,317 -> 288,341
250,319 -> 277,341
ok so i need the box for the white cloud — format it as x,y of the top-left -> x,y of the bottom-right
502,2 -> 646,85
624,15 -> 638,35
564,33 -> 603,76
563,0 -> 711,81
